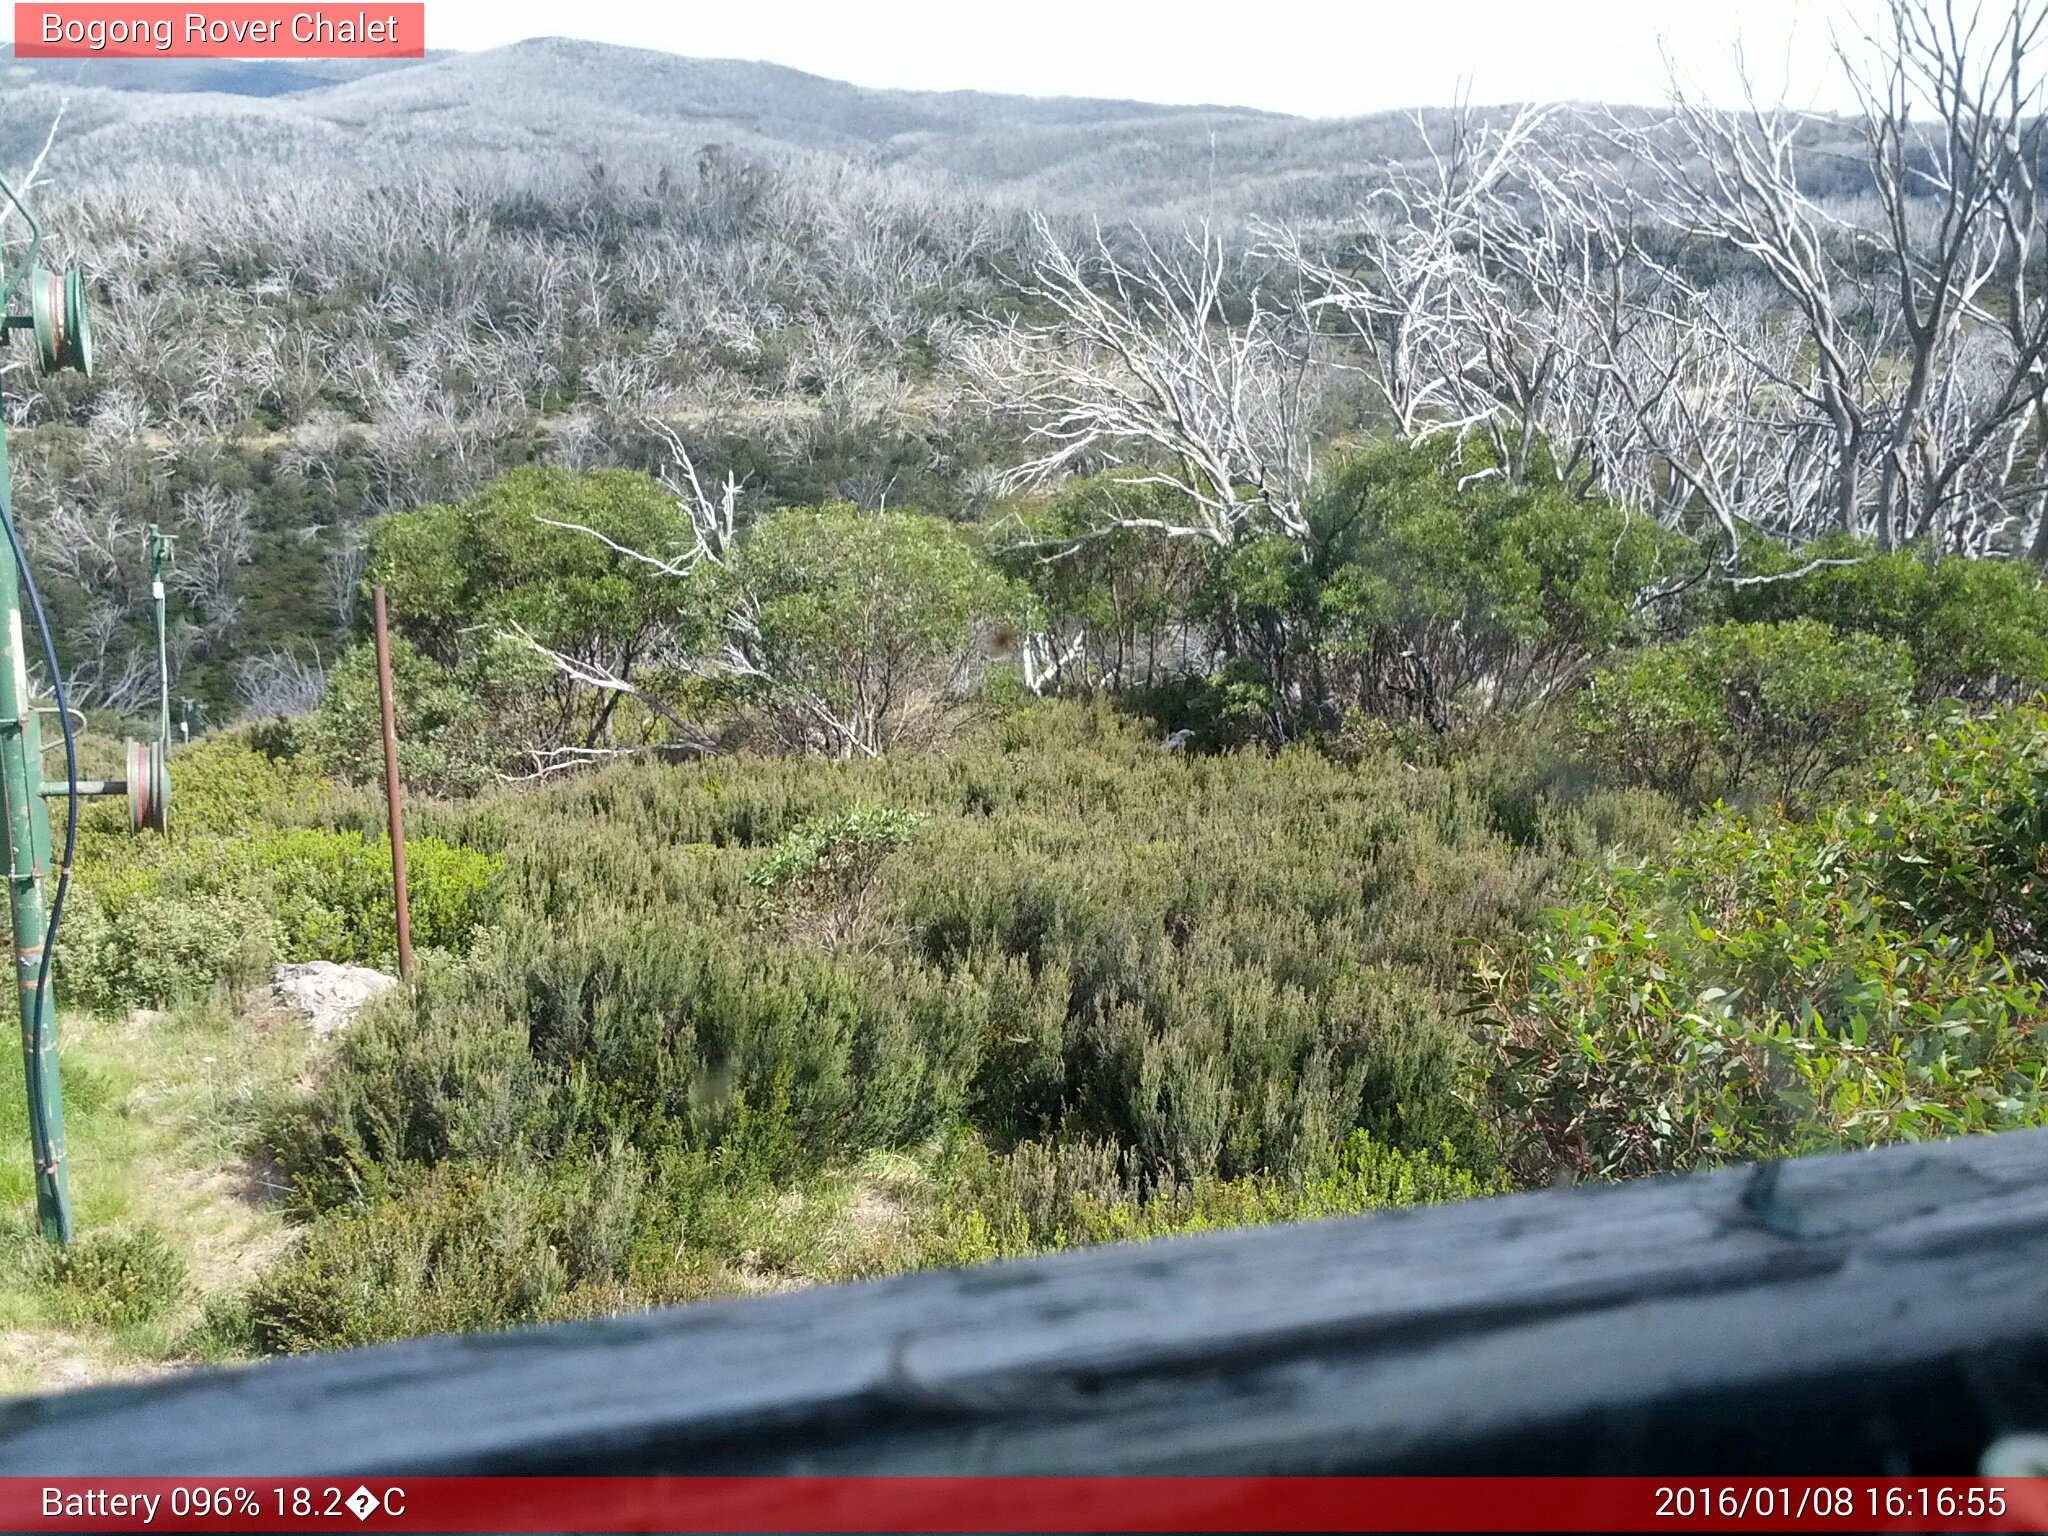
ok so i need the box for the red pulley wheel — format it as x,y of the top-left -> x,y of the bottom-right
126,739 -> 169,835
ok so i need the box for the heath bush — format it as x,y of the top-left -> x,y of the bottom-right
47,1226 -> 188,1329
1485,704 -> 2048,1183
1578,620 -> 1915,810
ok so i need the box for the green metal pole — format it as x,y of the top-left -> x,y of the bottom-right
0,177 -> 95,1246
149,526 -> 169,747
0,418 -> 68,1244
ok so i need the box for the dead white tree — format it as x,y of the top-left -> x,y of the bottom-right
541,418 -> 745,573
1271,103 -> 1578,472
1614,0 -> 2048,555
971,214 -> 1324,548
1260,2 -> 2048,568
234,649 -> 327,719
1841,0 -> 2048,549
1601,277 -> 1839,556
1616,76 -> 1892,544
170,484 -> 256,637
322,532 -> 369,631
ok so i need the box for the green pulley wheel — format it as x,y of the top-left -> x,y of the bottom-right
30,265 -> 92,378
125,739 -> 168,835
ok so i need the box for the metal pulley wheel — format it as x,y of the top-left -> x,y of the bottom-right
126,738 -> 168,834
30,265 -> 92,378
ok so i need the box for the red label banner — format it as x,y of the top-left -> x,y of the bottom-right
13,5 -> 424,58
3,1477 -> 2048,1532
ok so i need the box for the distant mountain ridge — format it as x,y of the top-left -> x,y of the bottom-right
0,35 -> 1438,216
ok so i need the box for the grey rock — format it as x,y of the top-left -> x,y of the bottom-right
258,960 -> 398,1037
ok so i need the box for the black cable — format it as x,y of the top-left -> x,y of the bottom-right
0,499 -> 77,1211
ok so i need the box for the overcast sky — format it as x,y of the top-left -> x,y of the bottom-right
412,0 -> 1867,118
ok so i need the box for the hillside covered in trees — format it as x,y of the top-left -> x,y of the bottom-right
5,1 -> 2048,1381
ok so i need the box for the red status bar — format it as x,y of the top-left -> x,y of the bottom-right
5,1477 -> 2048,1532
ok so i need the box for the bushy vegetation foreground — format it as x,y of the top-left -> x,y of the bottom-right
7,442 -> 2048,1369
93,709 -> 1563,1350
20,695 -> 2046,1359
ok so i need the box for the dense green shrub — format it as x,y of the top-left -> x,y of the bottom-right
301,634 -> 548,796
61,884 -> 284,1013
252,1119 -> 1506,1353
363,467 -> 705,786
1578,620 -> 1915,809
250,701 -> 1657,1342
257,828 -> 499,965
149,734 -> 334,836
358,472 -> 1036,779
257,1090 -> 867,1350
747,805 -> 925,940
1860,706 -> 2048,975
61,734 -> 500,1008
1727,536 -> 2048,701
923,1128 -> 1505,1263
247,1161 -> 588,1350
65,829 -> 496,1008
371,467 -> 699,672
1201,439 -> 1694,736
1484,704 -> 2048,1183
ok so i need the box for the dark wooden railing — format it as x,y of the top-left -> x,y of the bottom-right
5,1129 -> 2048,1475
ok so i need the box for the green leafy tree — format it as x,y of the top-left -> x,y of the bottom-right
999,477 -> 1216,691
1203,438 -> 1692,736
717,506 -> 1031,756
368,468 -> 704,768
1727,535 -> 2048,701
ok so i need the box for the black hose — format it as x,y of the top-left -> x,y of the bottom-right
0,500 -> 77,1204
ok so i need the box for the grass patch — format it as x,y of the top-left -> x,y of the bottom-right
0,999 -> 312,1394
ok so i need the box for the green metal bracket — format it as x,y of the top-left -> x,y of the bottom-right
0,176 -> 43,312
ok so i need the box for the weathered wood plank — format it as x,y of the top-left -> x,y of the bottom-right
5,1130 -> 2048,1475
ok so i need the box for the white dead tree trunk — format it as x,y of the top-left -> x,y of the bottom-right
1841,0 -> 2048,550
1615,1 -> 2048,556
970,215 -> 1323,548
1264,3 -> 2048,568
1270,103 -> 1587,478
1618,80 -> 1889,544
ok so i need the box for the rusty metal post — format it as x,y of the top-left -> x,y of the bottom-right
371,586 -> 414,982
